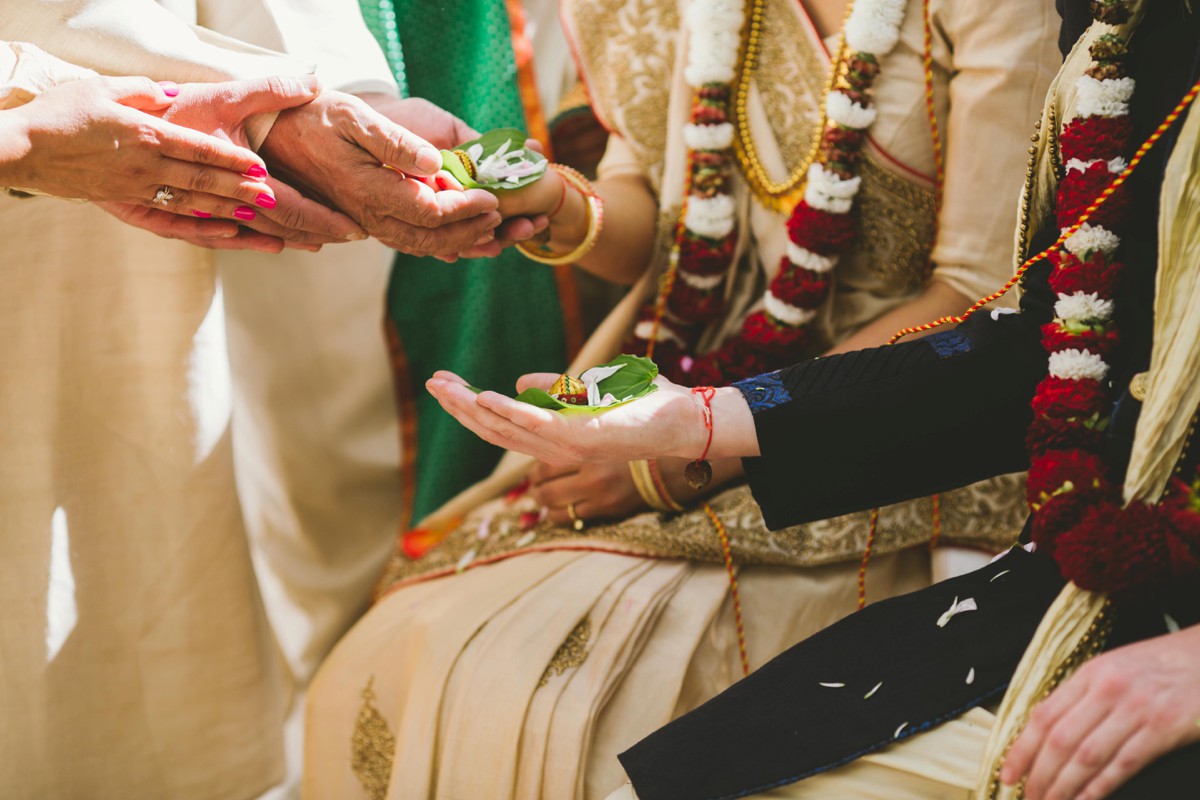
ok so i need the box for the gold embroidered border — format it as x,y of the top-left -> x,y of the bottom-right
351,677 -> 395,800
538,616 -> 593,687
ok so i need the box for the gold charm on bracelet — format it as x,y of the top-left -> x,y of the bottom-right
684,460 -> 713,490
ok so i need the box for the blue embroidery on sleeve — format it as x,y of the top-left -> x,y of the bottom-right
733,371 -> 792,413
924,330 -> 973,358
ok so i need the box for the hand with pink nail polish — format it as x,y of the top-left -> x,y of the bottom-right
0,74 -> 271,214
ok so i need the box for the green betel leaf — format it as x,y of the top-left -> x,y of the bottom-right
512,354 -> 659,415
439,128 -> 548,192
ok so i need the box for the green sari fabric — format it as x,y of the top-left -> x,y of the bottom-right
358,0 -> 568,524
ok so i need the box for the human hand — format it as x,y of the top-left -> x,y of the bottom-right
1001,623 -> 1200,800
97,202 -> 292,253
425,370 -> 760,467
2,76 -> 273,209
158,76 -> 365,244
529,460 -> 649,525
260,90 -> 501,256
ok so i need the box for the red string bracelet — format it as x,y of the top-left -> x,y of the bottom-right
685,386 -> 716,489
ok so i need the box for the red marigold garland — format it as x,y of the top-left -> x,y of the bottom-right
1026,5 -> 1200,596
630,0 -> 913,386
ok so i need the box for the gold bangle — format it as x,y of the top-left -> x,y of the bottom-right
629,460 -> 685,513
647,458 -> 686,511
516,164 -> 604,265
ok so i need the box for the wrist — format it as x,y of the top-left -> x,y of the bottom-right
709,386 -> 759,459
0,108 -> 35,189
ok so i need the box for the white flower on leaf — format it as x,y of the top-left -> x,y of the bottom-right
1075,75 -> 1136,118
684,122 -> 735,151
1048,348 -> 1109,382
826,91 -> 878,130
472,138 -> 548,185
805,163 -> 862,214
579,363 -> 626,406
936,596 -> 978,627
786,242 -> 837,273
1064,223 -> 1121,256
764,291 -> 817,327
685,194 -> 736,239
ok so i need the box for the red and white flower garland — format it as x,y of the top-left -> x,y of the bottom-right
1027,0 -> 1200,595
630,0 -> 910,386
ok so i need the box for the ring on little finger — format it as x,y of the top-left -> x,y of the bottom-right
566,502 -> 585,532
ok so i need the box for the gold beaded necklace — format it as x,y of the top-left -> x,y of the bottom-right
731,0 -> 856,211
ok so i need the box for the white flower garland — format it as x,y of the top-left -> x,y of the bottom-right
683,0 -> 743,85
685,193 -> 737,239
786,242 -> 837,272
805,163 -> 863,214
764,291 -> 818,327
1063,222 -> 1121,255
1074,75 -> 1136,118
683,122 -> 735,151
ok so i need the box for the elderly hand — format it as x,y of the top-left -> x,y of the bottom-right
158,76 -> 365,245
0,75 -> 275,210
425,370 -> 760,467
1001,622 -> 1200,800
259,90 -> 501,257
97,202 -> 295,254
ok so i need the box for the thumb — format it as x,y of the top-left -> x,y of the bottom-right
352,103 -> 444,177
516,372 -> 560,393
221,74 -> 321,117
107,76 -> 175,112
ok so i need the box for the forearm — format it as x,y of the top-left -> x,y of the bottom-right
0,111 -> 32,188
824,280 -> 971,355
542,172 -> 657,285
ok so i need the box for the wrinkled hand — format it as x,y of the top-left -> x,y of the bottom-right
97,202 -> 289,253
260,91 -> 500,256
1001,623 -> 1200,800
3,76 -> 271,208
159,77 -> 364,244
425,370 -> 738,467
529,460 -> 648,525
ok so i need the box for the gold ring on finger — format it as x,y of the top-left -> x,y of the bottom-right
153,186 -> 176,206
566,502 -> 585,532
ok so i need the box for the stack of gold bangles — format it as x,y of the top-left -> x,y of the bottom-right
629,459 -> 686,512
516,163 -> 605,265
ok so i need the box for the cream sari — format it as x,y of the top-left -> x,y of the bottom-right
304,0 -> 1056,797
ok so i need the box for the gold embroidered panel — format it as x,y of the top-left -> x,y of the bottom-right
857,157 -> 937,294
539,616 -> 593,687
351,678 -> 395,800
376,474 -> 1028,596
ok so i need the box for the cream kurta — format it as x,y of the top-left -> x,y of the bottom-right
0,2 -> 398,795
304,1 -> 1058,799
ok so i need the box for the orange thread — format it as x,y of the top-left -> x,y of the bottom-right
920,0 -> 945,224
704,502 -> 750,677
857,507 -> 879,610
888,76 -> 1200,346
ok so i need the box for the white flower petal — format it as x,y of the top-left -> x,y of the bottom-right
1055,291 -> 1114,322
894,722 -> 908,739
937,596 -> 979,627
819,682 -> 845,688
864,681 -> 883,699
685,194 -> 736,239
1063,223 -> 1121,256
1048,348 -> 1109,382
1075,75 -> 1136,118
1165,613 -> 1181,634
516,531 -> 537,548
989,570 -> 1010,582
826,91 -> 878,130
786,242 -> 837,273
683,122 -> 734,151
764,292 -> 817,327
966,667 -> 976,685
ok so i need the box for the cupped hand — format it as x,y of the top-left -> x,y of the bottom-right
424,370 -> 760,467
529,460 -> 649,525
1001,623 -> 1200,800
158,76 -> 364,243
260,91 -> 501,257
98,202 -> 289,253
2,76 -> 272,208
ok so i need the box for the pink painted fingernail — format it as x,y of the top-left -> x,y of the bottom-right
255,193 -> 276,209
192,210 -> 212,218
158,81 -> 180,98
244,164 -> 268,180
234,206 -> 256,221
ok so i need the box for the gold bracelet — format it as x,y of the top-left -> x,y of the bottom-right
647,458 -> 686,511
629,460 -> 685,513
516,164 -> 604,265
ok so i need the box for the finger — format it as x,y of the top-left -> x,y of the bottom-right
456,241 -> 505,260
151,119 -> 268,177
497,216 -> 540,244
1024,695 -> 1127,800
1002,673 -> 1091,786
544,500 -> 596,527
145,188 -> 263,224
106,76 -> 175,112
380,211 -> 502,258
377,176 -> 498,230
232,212 -> 346,246
350,104 -> 444,177
258,178 -> 366,241
1076,729 -> 1168,800
435,171 -> 464,191
430,382 -> 557,461
432,381 -> 568,464
129,208 -> 242,240
516,372 -> 561,394
429,371 -> 472,387
529,460 -> 578,486
180,228 -> 287,253
1037,708 -> 1142,800
161,158 -> 274,207
216,74 -> 321,118
531,472 -> 587,510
